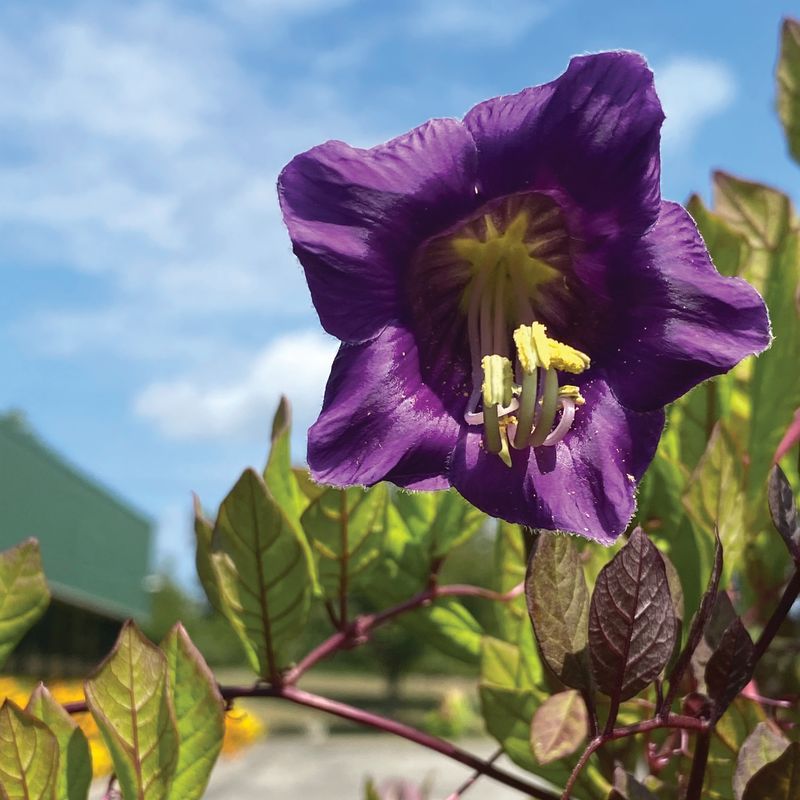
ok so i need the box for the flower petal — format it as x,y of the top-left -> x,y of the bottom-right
449,376 -> 664,543
278,119 -> 479,343
464,52 -> 663,237
308,324 -> 460,488
605,201 -> 771,412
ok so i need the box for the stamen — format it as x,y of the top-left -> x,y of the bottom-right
493,264 -> 507,356
482,355 -> 512,454
512,369 -> 538,449
542,399 -> 576,446
548,341 -> 591,374
529,368 -> 559,447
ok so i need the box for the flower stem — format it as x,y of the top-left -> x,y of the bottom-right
685,731 -> 711,800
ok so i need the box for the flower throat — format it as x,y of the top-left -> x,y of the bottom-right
453,197 -> 590,466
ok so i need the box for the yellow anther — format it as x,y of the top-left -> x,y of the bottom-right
558,385 -> 586,405
481,355 -> 513,407
548,340 -> 591,374
513,323 -> 551,373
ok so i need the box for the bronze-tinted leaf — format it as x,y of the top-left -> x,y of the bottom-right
526,534 -> 591,691
530,690 -> 587,765
778,17 -> 800,165
705,615 -> 755,720
734,721 -> 790,799
767,465 -> 800,560
588,528 -> 676,702
742,741 -> 800,800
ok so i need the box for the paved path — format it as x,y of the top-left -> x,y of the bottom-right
204,735 -> 540,799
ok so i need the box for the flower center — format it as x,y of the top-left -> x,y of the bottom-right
453,196 -> 589,464
410,191 -> 590,465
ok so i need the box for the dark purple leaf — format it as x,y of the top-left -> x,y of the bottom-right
663,529 -> 722,705
705,614 -> 755,720
526,534 -> 591,691
691,590 -> 738,687
768,465 -> 800,560
742,741 -> 800,800
588,528 -> 677,703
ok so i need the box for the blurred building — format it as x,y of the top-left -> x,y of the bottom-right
0,412 -> 152,674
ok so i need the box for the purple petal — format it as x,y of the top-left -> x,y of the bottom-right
278,119 -> 479,343
464,52 -> 663,237
605,202 -> 771,412
449,376 -> 664,543
308,324 -> 460,488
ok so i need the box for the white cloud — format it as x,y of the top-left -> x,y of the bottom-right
134,330 -> 338,441
409,0 -> 553,46
655,57 -> 737,151
0,3 -> 378,363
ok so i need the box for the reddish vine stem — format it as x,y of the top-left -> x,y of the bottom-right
684,731 -> 711,800
560,715 -> 710,800
445,746 -> 503,799
284,580 -> 523,683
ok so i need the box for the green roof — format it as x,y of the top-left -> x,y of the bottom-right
0,414 -> 152,619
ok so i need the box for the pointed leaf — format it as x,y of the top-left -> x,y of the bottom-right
588,528 -> 677,702
742,741 -> 800,800
393,490 -> 484,558
687,193 -> 751,278
0,540 -> 50,668
734,721 -> 790,799
263,397 -> 305,527
302,485 -> 388,607
713,171 -> 792,253
212,468 -> 315,677
193,496 -> 222,613
526,534 -> 591,690
684,424 -> 745,587
607,765 -> 658,799
161,625 -> 224,800
768,465 -> 800,560
705,615 -> 755,720
778,17 -> 800,165
665,530 -> 723,697
530,690 -> 587,765
0,700 -> 58,800
84,621 -> 178,800
26,684 -> 92,800
366,504 -> 482,664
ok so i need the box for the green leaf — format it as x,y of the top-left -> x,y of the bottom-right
0,539 -> 50,668
734,721 -> 790,799
778,17 -> 800,165
683,424 -> 746,588
0,700 -> 58,800
492,522 -> 528,643
84,621 -> 178,800
588,529 -> 676,703
302,485 -> 388,611
263,397 -> 305,527
393,489 -> 485,558
748,228 -> 800,503
212,468 -> 315,677
367,504 -> 483,664
742,741 -> 800,800
713,171 -> 792,255
526,534 -> 591,691
530,690 -> 587,765
687,193 -> 751,278
161,624 -> 225,800
193,496 -> 222,614
26,684 -> 91,800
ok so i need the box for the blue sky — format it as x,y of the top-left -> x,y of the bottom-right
1,0 -> 797,584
